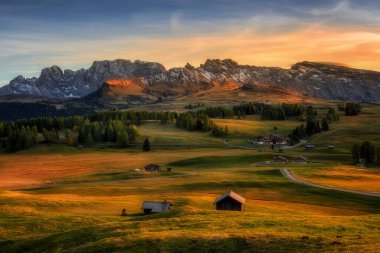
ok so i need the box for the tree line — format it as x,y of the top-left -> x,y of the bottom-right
288,116 -> 330,144
0,102 -> 93,121
338,103 -> 361,116
175,112 -> 228,137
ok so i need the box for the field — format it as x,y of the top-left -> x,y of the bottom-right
293,166 -> 380,193
0,104 -> 380,252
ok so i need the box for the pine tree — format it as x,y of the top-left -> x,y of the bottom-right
352,144 -> 361,164
117,131 -> 129,148
321,118 -> 329,131
86,132 -> 94,146
143,138 -> 151,151
360,141 -> 376,165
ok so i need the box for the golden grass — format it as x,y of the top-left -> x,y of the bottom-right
0,149 -> 252,190
294,166 -> 380,193
213,117 -> 299,137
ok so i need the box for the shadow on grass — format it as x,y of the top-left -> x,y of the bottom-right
169,154 -> 273,168
0,231 -> 343,253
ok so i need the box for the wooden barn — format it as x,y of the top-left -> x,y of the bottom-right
292,156 -> 310,164
144,164 -> 160,172
141,200 -> 172,215
214,191 -> 246,211
328,144 -> 335,150
273,156 -> 288,164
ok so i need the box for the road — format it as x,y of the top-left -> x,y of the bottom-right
280,168 -> 380,198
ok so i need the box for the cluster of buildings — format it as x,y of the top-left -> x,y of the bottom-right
253,135 -> 290,145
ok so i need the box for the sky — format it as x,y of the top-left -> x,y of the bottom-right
1,0 -> 380,85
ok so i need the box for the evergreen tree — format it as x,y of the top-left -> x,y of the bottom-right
86,132 -> 94,146
143,138 -> 151,151
352,144 -> 361,164
360,141 -> 376,165
65,129 -> 75,146
321,118 -> 329,131
116,131 -> 129,148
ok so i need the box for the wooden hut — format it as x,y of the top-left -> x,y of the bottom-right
141,200 -> 172,215
273,156 -> 288,164
166,168 -> 173,172
328,144 -> 335,150
292,156 -> 310,164
214,191 -> 246,211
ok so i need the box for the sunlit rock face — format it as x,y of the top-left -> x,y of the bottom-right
1,59 -> 380,101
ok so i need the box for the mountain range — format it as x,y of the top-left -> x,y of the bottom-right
1,59 -> 380,103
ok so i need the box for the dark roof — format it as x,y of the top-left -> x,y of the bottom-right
141,201 -> 172,212
214,191 -> 246,205
273,156 -> 288,160
293,156 -> 308,161
144,164 -> 160,169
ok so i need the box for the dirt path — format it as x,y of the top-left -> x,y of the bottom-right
280,169 -> 380,198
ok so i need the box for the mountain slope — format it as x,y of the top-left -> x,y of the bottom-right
1,59 -> 380,102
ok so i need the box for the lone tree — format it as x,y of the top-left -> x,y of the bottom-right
143,138 -> 151,151
352,141 -> 377,165
360,141 -> 376,165
321,118 -> 329,131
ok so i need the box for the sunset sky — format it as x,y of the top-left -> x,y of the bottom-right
1,0 -> 380,85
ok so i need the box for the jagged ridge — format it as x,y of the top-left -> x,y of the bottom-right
1,59 -> 380,102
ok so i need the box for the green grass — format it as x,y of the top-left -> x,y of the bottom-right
169,154 -> 272,168
1,104 -> 380,252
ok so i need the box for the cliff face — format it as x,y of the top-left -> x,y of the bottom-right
1,59 -> 380,102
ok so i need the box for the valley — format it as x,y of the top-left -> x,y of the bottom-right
0,103 -> 379,252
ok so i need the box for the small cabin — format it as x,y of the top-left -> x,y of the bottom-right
144,164 -> 160,172
328,144 -> 335,150
214,191 -> 246,211
305,144 -> 315,151
166,168 -> 173,172
141,200 -> 172,215
273,156 -> 288,164
292,156 -> 310,164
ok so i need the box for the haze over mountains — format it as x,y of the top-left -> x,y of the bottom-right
1,59 -> 380,103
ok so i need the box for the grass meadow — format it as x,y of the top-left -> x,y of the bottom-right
1,104 -> 380,252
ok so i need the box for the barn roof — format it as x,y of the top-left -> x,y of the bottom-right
274,156 -> 288,160
214,191 -> 246,205
145,164 -> 159,168
294,156 -> 308,161
142,201 -> 171,212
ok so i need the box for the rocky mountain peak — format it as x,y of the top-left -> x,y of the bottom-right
200,59 -> 239,73
1,59 -> 380,102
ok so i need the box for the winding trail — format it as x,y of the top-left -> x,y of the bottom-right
280,169 -> 380,198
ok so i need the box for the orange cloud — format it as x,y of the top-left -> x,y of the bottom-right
10,25 -> 380,75
90,25 -> 380,71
